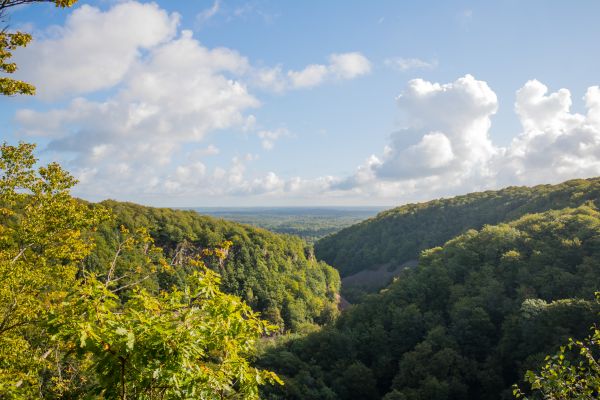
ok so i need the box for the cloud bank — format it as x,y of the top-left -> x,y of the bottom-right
9,1 -> 600,206
331,75 -> 600,203
11,1 -> 370,204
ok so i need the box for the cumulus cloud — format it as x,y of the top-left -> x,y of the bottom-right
154,76 -> 600,204
287,52 -> 371,89
376,74 -> 498,183
498,81 -> 600,185
17,29 -> 258,165
287,64 -> 329,89
11,2 -> 264,200
331,76 -> 600,203
13,1 -> 179,99
8,1 -> 375,204
328,52 -> 372,79
12,1 -> 600,205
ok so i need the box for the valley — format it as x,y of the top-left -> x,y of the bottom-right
193,206 -> 385,243
2,2 -> 599,398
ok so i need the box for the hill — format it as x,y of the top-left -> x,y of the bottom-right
315,178 -> 600,284
86,200 -> 341,332
260,205 -> 600,399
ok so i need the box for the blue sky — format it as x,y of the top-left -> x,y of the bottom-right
2,1 -> 600,206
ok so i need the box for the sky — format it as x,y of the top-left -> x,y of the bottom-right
2,0 -> 600,207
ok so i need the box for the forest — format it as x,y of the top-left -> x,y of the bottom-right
2,147 -> 599,399
1,1 -> 599,399
91,200 -> 341,332
261,204 -> 600,399
316,178 -> 600,279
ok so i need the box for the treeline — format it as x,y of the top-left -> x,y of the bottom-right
198,208 -> 380,244
260,205 -> 600,399
88,200 -> 341,332
315,178 -> 600,278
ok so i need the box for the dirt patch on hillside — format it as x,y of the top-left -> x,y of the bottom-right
342,259 -> 418,290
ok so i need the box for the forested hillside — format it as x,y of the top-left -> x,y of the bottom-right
88,201 -> 341,332
0,143 -> 284,398
5,1 -> 599,398
260,205 -> 600,399
315,178 -> 600,278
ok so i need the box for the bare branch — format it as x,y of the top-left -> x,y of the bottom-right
112,275 -> 151,293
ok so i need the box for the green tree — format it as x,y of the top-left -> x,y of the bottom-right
0,142 -> 106,397
514,295 -> 600,400
51,266 -> 282,399
0,143 -> 283,398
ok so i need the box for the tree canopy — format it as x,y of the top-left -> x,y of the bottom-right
88,200 -> 341,332
316,178 -> 600,281
261,204 -> 600,399
0,142 -> 282,398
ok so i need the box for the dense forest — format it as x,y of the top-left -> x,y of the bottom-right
89,201 -> 341,332
2,2 -> 599,396
316,178 -> 600,281
260,205 -> 600,399
1,141 -> 598,398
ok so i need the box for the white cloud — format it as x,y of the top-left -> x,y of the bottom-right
498,81 -> 600,185
385,57 -> 438,72
17,28 -> 259,160
153,77 -> 600,205
13,1 -> 600,206
8,1 -> 374,205
328,76 -> 600,203
328,52 -> 372,79
253,65 -> 287,92
514,79 -> 579,133
287,64 -> 329,88
376,74 -> 498,182
196,0 -> 221,25
13,3 -> 258,200
260,52 -> 371,91
257,128 -> 289,150
13,1 -> 179,99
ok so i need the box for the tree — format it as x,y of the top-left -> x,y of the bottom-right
1,0 -> 78,95
1,3 -> 284,397
0,143 -> 282,398
0,142 -> 106,397
514,294 -> 600,400
51,267 -> 282,399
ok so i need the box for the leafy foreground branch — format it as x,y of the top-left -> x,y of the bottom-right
0,142 -> 281,399
515,294 -> 600,400
50,268 -> 281,399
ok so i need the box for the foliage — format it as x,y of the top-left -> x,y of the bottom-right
0,143 -> 282,398
315,177 -> 600,280
88,201 -> 341,332
50,268 -> 282,399
514,294 -> 600,400
0,1 -> 78,96
261,205 -> 600,399
0,142 -> 105,397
